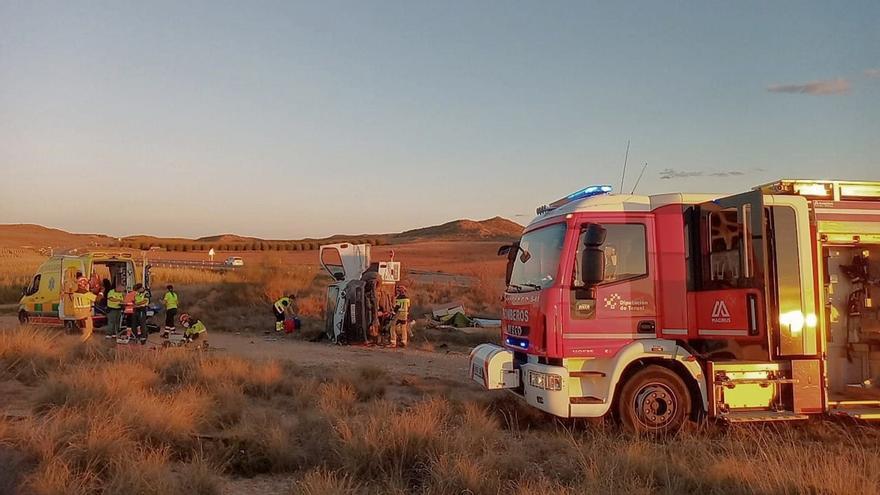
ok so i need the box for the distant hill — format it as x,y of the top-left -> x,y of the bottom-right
195,234 -> 259,243
0,216 -> 523,251
394,217 -> 523,241
0,224 -> 115,250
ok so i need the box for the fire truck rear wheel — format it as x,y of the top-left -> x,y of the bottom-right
618,365 -> 691,434
18,310 -> 29,325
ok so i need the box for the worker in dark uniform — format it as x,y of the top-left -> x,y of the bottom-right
361,269 -> 382,345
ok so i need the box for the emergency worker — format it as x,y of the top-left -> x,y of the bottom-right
273,295 -> 296,333
376,281 -> 396,345
104,281 -> 125,338
123,286 -> 137,333
179,313 -> 208,345
362,271 -> 382,345
132,283 -> 149,344
390,285 -> 411,348
162,285 -> 179,337
73,281 -> 102,342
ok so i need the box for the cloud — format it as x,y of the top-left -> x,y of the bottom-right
866,68 -> 880,79
659,168 -> 748,180
766,78 -> 851,95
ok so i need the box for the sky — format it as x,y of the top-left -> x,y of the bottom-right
1,1 -> 878,239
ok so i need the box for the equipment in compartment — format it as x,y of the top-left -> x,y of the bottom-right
840,249 -> 880,343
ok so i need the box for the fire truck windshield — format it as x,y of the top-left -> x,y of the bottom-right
509,223 -> 566,292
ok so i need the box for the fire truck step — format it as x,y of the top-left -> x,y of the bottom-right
722,411 -> 808,423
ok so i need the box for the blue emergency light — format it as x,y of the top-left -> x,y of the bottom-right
505,336 -> 529,349
536,184 -> 613,215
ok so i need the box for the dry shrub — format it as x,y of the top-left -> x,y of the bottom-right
178,451 -> 222,495
22,458 -> 94,495
296,294 -> 325,318
334,398 -> 451,482
151,348 -> 201,386
337,365 -> 387,402
317,380 -> 358,415
210,382 -> 247,428
0,327 -> 68,384
35,360 -> 159,412
198,356 -> 291,398
292,468 -> 361,495
220,409 -> 332,476
428,454 -> 495,495
102,447 -> 177,495
119,387 -> 212,452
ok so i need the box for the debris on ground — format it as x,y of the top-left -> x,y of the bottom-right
426,302 -> 500,329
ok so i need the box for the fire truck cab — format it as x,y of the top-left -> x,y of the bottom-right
470,180 -> 880,432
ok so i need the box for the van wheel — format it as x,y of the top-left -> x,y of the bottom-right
618,365 -> 691,434
18,310 -> 29,325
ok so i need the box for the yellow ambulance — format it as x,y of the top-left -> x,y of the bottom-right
18,252 -> 151,330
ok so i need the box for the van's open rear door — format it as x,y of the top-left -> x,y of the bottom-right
59,256 -> 85,320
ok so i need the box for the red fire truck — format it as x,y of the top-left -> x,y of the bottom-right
470,180 -> 880,433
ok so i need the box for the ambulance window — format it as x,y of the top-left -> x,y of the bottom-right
27,275 -> 41,295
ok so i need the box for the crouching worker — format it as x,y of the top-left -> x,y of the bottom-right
179,313 -> 208,346
272,294 -> 296,333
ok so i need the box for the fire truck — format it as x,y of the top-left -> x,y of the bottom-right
470,180 -> 880,433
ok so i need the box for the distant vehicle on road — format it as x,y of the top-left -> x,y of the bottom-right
224,256 -> 244,267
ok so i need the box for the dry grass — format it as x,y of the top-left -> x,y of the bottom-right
3,327 -> 880,495
0,248 -> 45,303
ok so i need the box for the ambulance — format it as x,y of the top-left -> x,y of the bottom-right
18,252 -> 151,331
470,179 -> 880,432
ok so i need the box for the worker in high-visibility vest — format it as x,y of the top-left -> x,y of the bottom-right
104,281 -> 125,338
390,285 -> 411,348
123,286 -> 137,333
179,313 -> 207,345
132,283 -> 149,345
272,295 -> 296,333
73,283 -> 102,342
161,285 -> 179,337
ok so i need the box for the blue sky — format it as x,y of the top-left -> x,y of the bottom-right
1,1 -> 877,238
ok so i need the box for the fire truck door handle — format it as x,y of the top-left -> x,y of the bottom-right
746,294 -> 759,336
637,320 -> 656,334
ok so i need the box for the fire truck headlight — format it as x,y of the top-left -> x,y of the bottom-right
528,371 -> 563,391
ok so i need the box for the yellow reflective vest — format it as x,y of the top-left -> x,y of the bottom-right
274,297 -> 292,313
163,291 -> 179,310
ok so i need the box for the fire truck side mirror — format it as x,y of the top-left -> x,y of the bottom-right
581,224 -> 607,287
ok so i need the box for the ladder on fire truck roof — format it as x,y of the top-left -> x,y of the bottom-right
756,180 -> 880,201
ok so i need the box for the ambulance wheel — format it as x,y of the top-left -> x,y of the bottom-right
618,365 -> 691,434
18,310 -> 29,325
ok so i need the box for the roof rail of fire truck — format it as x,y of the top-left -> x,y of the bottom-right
755,179 -> 880,201
536,185 -> 613,215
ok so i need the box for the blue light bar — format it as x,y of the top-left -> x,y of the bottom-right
565,185 -> 613,201
536,184 -> 613,215
505,336 -> 529,349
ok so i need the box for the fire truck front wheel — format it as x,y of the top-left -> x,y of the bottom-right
618,365 -> 691,434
